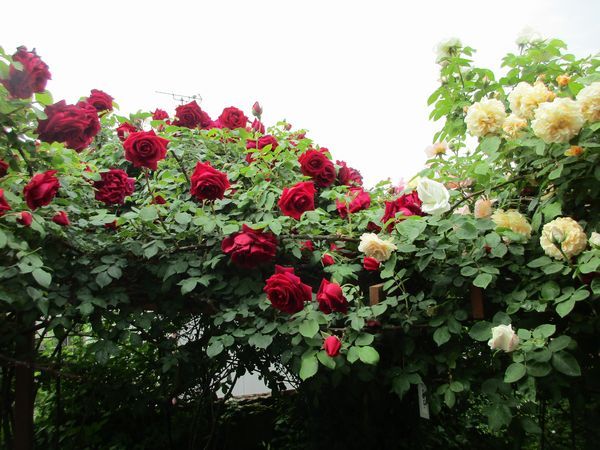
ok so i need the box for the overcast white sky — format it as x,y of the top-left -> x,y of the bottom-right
2,0 -> 599,186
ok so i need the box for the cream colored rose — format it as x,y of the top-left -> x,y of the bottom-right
589,232 -> 600,249
576,82 -> 600,123
531,98 -> 584,143
474,198 -> 494,219
502,113 -> 528,138
417,178 -> 450,215
491,209 -> 532,239
425,141 -> 448,158
454,205 -> 471,215
488,324 -> 519,352
435,37 -> 461,64
540,217 -> 587,260
358,233 -> 397,262
508,82 -> 555,119
515,27 -> 543,46
465,99 -> 507,137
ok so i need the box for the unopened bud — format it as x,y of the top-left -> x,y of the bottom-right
252,101 -> 262,117
556,74 -> 571,87
284,122 -> 292,131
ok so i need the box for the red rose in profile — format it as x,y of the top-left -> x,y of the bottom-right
251,119 -> 265,133
152,109 -> 169,121
246,135 -> 279,151
323,335 -> 342,357
190,161 -> 230,201
264,265 -> 312,314
221,224 -> 278,268
317,279 -> 348,314
337,188 -> 371,219
174,101 -> 212,129
23,170 -> 60,210
218,106 -> 248,129
337,160 -> 363,186
1,46 -> 51,99
116,122 -> 138,142
0,189 -> 11,216
381,191 -> 423,231
93,169 -> 135,205
36,101 -> 101,151
366,221 -> 382,233
52,211 -> 70,226
0,160 -> 8,177
321,254 -> 335,266
302,240 -> 314,252
86,89 -> 113,112
17,211 -> 33,227
363,257 -> 380,271
298,149 -> 336,187
278,181 -> 316,220
123,130 -> 169,170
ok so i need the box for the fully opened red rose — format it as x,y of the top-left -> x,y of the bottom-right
217,106 -> 248,129
93,169 -> 135,205
298,149 -> 336,187
317,279 -> 348,314
1,46 -> 51,99
23,170 -> 60,210
246,135 -> 279,163
190,161 -> 230,201
123,130 -> 169,170
278,181 -> 316,220
323,335 -> 342,357
52,211 -> 70,226
174,101 -> 212,129
381,191 -> 423,231
0,189 -> 11,216
336,160 -> 363,186
116,122 -> 138,142
152,109 -> 169,121
337,188 -> 371,219
37,101 -> 101,151
221,224 -> 278,268
264,265 -> 312,314
86,89 -> 114,112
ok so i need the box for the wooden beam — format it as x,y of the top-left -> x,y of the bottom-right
369,284 -> 385,306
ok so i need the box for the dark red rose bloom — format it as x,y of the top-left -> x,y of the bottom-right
366,221 -> 382,233
251,119 -> 265,133
264,265 -> 312,314
0,189 -> 11,216
323,335 -> 342,357
190,161 -> 230,201
17,211 -> 33,227
86,89 -> 113,112
221,224 -> 278,268
218,106 -> 248,129
104,220 -> 118,230
278,181 -> 316,220
366,319 -> 382,329
1,46 -> 51,99
36,101 -> 101,151
116,122 -> 138,142
152,109 -> 169,121
0,160 -> 8,178
298,149 -> 336,188
381,191 -> 423,231
93,169 -> 135,205
174,101 -> 212,129
363,257 -> 380,271
52,211 -> 70,226
23,170 -> 60,210
317,279 -> 348,314
321,254 -> 335,266
301,240 -> 314,252
252,101 -> 262,117
123,130 -> 169,170
246,135 -> 278,150
329,243 -> 338,252
152,195 -> 166,205
336,160 -> 363,186
337,188 -> 371,219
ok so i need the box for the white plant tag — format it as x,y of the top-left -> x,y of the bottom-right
418,383 -> 430,419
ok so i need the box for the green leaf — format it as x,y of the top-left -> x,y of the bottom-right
269,220 -> 282,235
207,341 -> 224,357
556,299 -> 575,317
347,346 -> 360,364
552,352 -> 581,377
139,206 -> 158,222
355,333 -> 374,346
32,268 -> 51,288
528,256 -> 552,268
533,324 -> 556,339
433,326 -> 451,346
248,333 -> 273,349
317,350 -> 336,369
504,363 -> 526,383
549,336 -> 571,353
485,403 -> 512,430
469,321 -> 492,341
460,266 -> 478,277
299,354 -> 319,380
358,346 -> 380,365
473,273 -> 493,289
299,319 -> 319,338
180,278 -> 197,295
174,212 -> 192,225
444,389 -> 456,408
480,136 -> 501,153
96,272 -> 112,288
527,361 -> 552,377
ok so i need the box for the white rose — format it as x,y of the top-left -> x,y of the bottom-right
488,324 -> 519,352
358,233 -> 397,262
576,82 -> 600,123
417,178 -> 450,215
590,232 -> 600,249
515,27 -> 543,46
435,37 -> 462,64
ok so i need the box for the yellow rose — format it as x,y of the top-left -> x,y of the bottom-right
556,74 -> 571,87
508,81 -> 555,119
564,145 -> 584,157
358,233 -> 397,262
474,197 -> 494,219
491,209 -> 532,239
576,82 -> 600,123
540,217 -> 587,260
465,98 -> 507,137
502,113 -> 528,138
531,98 -> 584,143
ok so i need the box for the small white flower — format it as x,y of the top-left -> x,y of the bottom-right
488,324 -> 519,352
417,178 -> 450,215
435,37 -> 462,64
358,233 -> 397,262
590,232 -> 600,249
425,141 -> 448,158
515,27 -> 543,46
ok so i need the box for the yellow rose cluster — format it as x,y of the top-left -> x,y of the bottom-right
491,210 -> 532,240
540,217 -> 588,260
465,99 -> 506,137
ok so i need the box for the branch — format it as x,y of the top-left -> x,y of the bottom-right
0,353 -> 82,380
169,149 -> 191,186
448,175 -> 527,213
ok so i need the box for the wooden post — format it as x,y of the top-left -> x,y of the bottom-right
369,284 -> 385,306
14,330 -> 35,450
470,286 -> 485,319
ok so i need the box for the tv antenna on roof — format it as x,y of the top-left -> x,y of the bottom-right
155,91 -> 202,105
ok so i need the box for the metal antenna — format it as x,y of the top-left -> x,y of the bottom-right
155,91 -> 202,105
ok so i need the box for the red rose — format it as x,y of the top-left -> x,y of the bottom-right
17,211 -> 33,227
36,101 -> 101,151
116,122 -> 138,142
278,181 -> 316,220
323,335 -> 342,357
93,169 -> 135,205
52,211 -> 70,226
152,109 -> 169,121
337,188 -> 371,219
329,243 -> 338,252
251,119 -> 265,133
152,195 -> 166,205
123,130 -> 169,170
301,240 -> 314,252
1,46 -> 51,99
218,106 -> 248,129
174,101 -> 212,129
264,265 -> 312,314
317,279 -> 348,314
252,101 -> 262,117
0,189 -> 11,216
190,161 -> 230,201
23,170 -> 60,210
336,160 -> 363,186
298,149 -> 336,188
366,221 -> 382,233
0,160 -> 8,177
321,254 -> 335,266
221,224 -> 278,268
104,220 -> 118,230
246,135 -> 278,150
363,257 -> 380,271
381,191 -> 423,231
86,89 -> 113,112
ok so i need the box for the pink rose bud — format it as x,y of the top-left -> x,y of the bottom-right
321,254 -> 335,266
323,335 -> 342,357
52,211 -> 70,227
252,101 -> 262,117
17,211 -> 33,227
363,257 -> 380,271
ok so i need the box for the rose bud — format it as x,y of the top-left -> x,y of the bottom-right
488,324 -> 519,353
17,211 -> 33,227
0,189 -> 11,216
323,335 -> 342,357
317,279 -> 348,314
0,160 -> 9,178
556,74 -> 571,87
321,254 -> 335,266
366,319 -> 381,329
116,122 -> 138,142
301,240 -> 314,252
284,122 -> 292,131
363,257 -> 380,271
252,101 -> 263,118
52,211 -> 70,227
